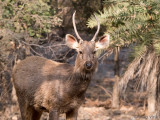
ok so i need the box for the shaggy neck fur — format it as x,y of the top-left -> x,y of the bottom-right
65,59 -> 96,98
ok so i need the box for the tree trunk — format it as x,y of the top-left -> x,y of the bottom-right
147,80 -> 157,117
112,46 -> 120,108
147,55 -> 159,117
119,48 -> 160,116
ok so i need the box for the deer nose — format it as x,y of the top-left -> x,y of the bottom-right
85,61 -> 92,69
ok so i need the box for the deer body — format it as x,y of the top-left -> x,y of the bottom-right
13,56 -> 91,117
12,12 -> 109,120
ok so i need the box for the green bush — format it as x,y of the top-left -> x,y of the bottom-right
88,0 -> 160,58
0,0 -> 62,38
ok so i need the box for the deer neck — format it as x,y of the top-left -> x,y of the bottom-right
66,64 -> 94,96
65,71 -> 92,98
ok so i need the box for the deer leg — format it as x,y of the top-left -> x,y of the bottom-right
49,109 -> 59,120
16,92 -> 27,120
25,105 -> 35,120
31,108 -> 42,120
23,105 -> 42,120
66,109 -> 78,120
18,100 -> 26,120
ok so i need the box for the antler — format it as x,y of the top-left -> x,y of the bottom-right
91,14 -> 100,41
72,11 -> 83,42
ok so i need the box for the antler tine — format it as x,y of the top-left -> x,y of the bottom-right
72,11 -> 83,42
91,14 -> 100,41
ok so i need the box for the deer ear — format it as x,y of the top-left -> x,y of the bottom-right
95,34 -> 110,50
65,34 -> 79,49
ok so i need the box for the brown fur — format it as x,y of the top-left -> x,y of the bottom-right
12,40 -> 99,120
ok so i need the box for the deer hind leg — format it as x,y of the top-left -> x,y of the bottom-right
24,105 -> 42,120
16,92 -> 42,120
66,109 -> 78,120
16,92 -> 27,120
17,97 -> 33,120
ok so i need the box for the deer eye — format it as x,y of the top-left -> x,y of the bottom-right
93,51 -> 96,54
79,51 -> 83,54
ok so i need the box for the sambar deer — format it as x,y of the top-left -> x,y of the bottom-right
12,11 -> 110,120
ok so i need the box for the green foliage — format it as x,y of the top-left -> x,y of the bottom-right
88,0 -> 160,58
0,0 -> 62,38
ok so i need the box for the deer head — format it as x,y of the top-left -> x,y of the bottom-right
65,11 -> 110,73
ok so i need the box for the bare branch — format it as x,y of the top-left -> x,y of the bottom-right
96,84 -> 112,98
98,48 -> 114,61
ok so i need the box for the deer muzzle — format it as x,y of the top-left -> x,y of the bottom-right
85,61 -> 93,70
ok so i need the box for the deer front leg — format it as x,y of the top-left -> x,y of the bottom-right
66,109 -> 78,120
49,109 -> 59,120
